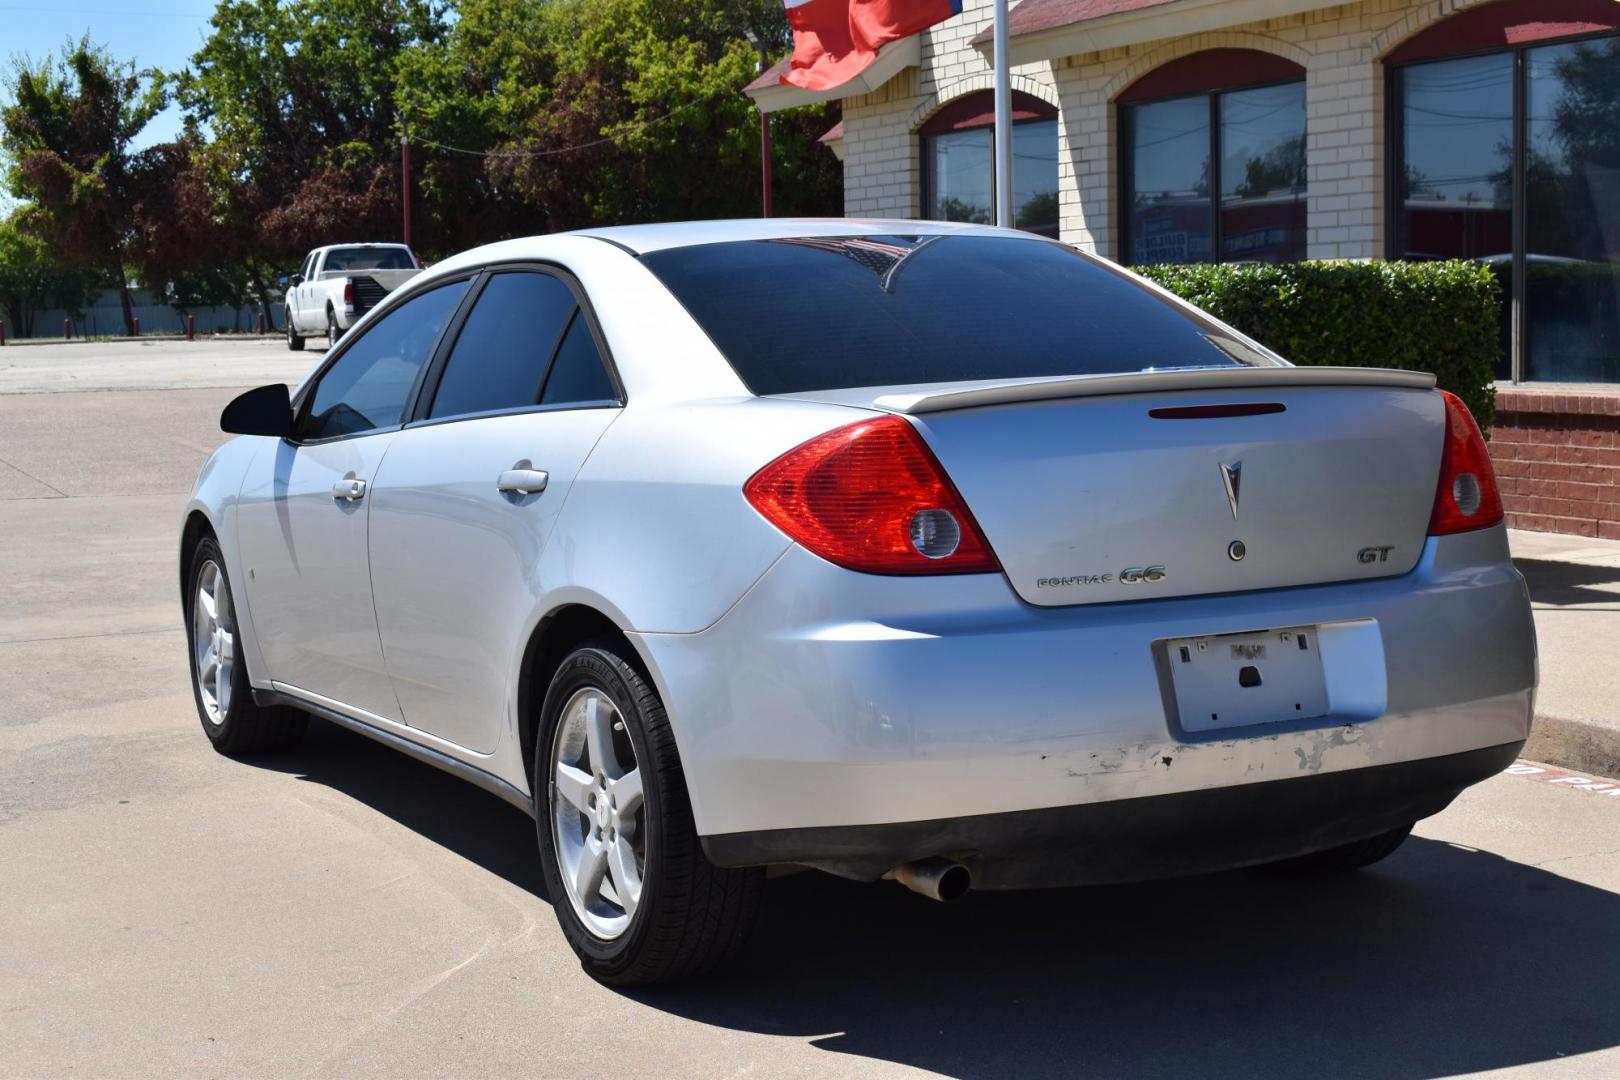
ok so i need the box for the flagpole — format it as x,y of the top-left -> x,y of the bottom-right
992,0 -> 1012,228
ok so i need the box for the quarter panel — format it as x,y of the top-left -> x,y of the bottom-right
546,397 -> 866,634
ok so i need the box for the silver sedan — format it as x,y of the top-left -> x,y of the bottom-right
181,220 -> 1536,985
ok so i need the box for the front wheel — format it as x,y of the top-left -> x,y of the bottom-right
285,310 -> 305,351
534,641 -> 763,986
185,537 -> 307,756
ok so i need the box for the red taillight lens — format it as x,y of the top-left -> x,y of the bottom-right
1428,390 -> 1503,535
744,416 -> 1000,575
342,281 -> 355,305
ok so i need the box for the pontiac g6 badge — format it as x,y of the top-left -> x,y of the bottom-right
1220,460 -> 1242,520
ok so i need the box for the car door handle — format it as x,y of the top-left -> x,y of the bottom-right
331,477 -> 367,501
496,468 -> 549,495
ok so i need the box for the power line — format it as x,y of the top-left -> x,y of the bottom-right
0,4 -> 211,16
413,92 -> 724,160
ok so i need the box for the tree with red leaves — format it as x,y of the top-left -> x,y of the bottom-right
1,39 -> 170,335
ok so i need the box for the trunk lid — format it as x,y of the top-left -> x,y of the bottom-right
792,370 -> 1445,606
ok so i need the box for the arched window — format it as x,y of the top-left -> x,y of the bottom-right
919,90 -> 1059,238
1117,49 -> 1308,266
1388,0 -> 1620,383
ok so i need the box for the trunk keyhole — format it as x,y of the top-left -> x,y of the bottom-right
1238,666 -> 1262,688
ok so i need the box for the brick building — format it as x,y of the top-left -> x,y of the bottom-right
747,0 -> 1620,537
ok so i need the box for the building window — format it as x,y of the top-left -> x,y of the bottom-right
919,90 -> 1059,238
1389,0 -> 1620,383
1118,50 -> 1308,266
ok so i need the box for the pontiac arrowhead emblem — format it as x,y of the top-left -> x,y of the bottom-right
1220,460 -> 1242,520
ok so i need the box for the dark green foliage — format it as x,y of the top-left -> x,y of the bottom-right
1137,260 -> 1500,427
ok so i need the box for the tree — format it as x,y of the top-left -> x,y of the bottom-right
1,38 -> 167,334
178,0 -> 449,262
0,210 -> 101,337
394,0 -> 841,242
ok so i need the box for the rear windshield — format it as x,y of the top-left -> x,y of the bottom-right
640,235 -> 1267,395
323,247 -> 416,271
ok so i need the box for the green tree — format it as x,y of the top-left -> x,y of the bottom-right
394,0 -> 841,242
0,210 -> 101,337
1,38 -> 167,334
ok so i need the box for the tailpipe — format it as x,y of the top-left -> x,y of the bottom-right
885,858 -> 972,902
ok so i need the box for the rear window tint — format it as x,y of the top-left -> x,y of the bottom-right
640,235 -> 1264,395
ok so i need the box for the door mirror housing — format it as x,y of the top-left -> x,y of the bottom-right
289,273 -> 304,287
221,383 -> 296,438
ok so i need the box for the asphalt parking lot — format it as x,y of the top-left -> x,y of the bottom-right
3,338 -> 1619,1078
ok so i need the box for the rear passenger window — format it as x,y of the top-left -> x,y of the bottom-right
540,312 -> 617,406
429,272 -> 575,419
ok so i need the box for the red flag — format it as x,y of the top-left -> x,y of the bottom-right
782,0 -> 963,92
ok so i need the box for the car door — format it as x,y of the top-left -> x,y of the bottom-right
367,268 -> 623,753
236,277 -> 472,721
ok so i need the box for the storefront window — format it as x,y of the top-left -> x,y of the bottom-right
920,91 -> 1059,238
1390,0 -> 1620,383
1524,37 -> 1620,382
1120,52 -> 1307,266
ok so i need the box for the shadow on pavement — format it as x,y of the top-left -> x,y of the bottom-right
266,719 -> 1620,1079
1516,556 -> 1620,608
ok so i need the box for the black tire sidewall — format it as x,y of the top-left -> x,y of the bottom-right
533,646 -> 667,972
185,538 -> 250,747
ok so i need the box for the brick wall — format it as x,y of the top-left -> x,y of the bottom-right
837,0 -> 1503,259
1490,391 -> 1620,539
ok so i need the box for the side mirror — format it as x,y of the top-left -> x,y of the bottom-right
221,383 -> 295,438
289,274 -> 304,287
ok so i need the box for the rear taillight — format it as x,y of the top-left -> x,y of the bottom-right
1428,390 -> 1503,535
342,281 -> 355,306
744,416 -> 1000,575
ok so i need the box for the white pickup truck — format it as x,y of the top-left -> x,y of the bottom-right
283,243 -> 421,351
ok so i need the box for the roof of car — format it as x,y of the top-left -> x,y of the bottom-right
573,217 -> 1032,255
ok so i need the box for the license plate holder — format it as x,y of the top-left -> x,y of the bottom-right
1166,625 -> 1330,734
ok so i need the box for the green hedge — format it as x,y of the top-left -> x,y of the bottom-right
1137,260 -> 1499,428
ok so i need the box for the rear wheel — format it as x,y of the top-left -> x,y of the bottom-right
285,310 -> 304,351
326,307 -> 343,345
534,641 -> 763,985
1269,823 -> 1414,875
185,537 -> 307,756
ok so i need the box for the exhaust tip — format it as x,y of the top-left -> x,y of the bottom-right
887,857 -> 972,902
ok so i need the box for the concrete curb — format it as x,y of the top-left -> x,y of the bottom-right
1526,711 -> 1620,780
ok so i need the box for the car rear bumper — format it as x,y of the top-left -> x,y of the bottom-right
633,525 -> 1536,850
701,740 -> 1522,886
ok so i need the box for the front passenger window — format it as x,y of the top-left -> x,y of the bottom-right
301,280 -> 469,440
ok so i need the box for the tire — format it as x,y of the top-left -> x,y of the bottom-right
534,640 -> 763,986
285,309 -> 305,351
327,308 -> 343,345
185,536 -> 308,756
1267,823 -> 1414,876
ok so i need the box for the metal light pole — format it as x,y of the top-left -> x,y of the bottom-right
760,110 -> 774,218
992,0 -> 1013,228
401,133 -> 413,248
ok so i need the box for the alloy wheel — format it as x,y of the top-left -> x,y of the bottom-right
193,560 -> 235,725
550,686 -> 646,940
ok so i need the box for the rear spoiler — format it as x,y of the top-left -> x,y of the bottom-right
872,366 -> 1437,415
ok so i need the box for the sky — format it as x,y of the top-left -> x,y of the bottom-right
1,0 -> 216,208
